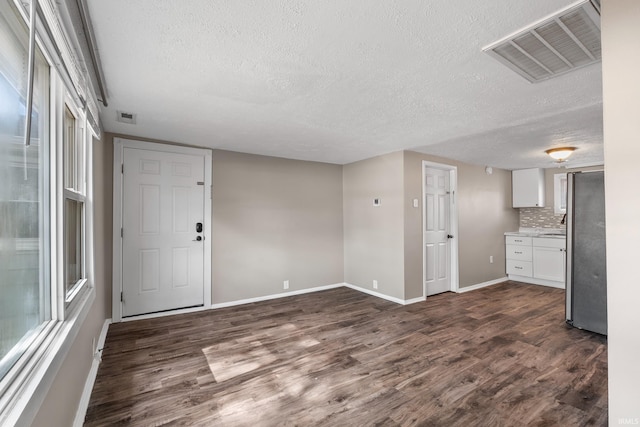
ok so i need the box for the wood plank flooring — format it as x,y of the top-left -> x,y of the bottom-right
84,282 -> 607,426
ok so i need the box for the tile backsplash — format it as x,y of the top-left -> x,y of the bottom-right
519,207 -> 566,229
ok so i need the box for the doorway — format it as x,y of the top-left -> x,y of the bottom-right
422,161 -> 459,297
112,138 -> 212,321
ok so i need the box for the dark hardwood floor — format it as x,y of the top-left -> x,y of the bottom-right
84,282 -> 607,426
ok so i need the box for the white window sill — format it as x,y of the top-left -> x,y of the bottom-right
0,288 -> 96,426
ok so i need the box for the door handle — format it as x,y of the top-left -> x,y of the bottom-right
196,222 -> 203,233
193,236 -> 202,242
447,234 -> 454,239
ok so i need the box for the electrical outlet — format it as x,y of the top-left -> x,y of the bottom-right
489,256 -> 494,264
373,279 -> 378,289
283,280 -> 289,290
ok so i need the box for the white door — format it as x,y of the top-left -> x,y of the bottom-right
424,167 -> 451,296
121,148 -> 205,317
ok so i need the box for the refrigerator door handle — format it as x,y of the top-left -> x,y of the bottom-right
565,173 -> 574,323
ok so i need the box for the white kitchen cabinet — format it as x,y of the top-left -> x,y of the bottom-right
505,234 -> 565,288
505,236 -> 533,277
532,238 -> 566,282
512,168 -> 545,208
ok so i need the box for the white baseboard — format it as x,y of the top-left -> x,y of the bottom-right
121,305 -> 210,322
404,296 -> 427,305
344,283 -> 405,305
344,283 -> 424,305
507,275 -> 565,289
457,277 -> 508,293
73,319 -> 111,427
211,283 -> 345,309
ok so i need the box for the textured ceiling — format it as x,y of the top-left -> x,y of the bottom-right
87,0 -> 603,169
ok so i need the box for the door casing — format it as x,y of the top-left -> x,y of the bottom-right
112,138 -> 212,322
422,160 -> 459,297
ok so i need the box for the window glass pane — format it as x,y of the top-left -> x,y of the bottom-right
0,0 -> 50,379
64,106 -> 76,191
64,198 -> 83,295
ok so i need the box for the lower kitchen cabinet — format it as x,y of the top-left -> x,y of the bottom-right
506,235 -> 566,288
532,238 -> 566,282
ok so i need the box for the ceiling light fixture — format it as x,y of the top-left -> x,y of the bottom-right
545,147 -> 576,162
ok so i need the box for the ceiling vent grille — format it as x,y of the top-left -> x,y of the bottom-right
116,110 -> 137,124
483,0 -> 601,83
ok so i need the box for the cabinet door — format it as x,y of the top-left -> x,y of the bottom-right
512,168 -> 545,207
533,246 -> 565,282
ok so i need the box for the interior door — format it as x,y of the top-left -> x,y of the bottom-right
424,167 -> 451,296
121,147 -> 205,317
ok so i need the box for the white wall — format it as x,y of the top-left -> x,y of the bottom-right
601,0 -> 640,422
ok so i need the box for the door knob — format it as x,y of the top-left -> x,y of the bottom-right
447,234 -> 454,239
193,236 -> 202,242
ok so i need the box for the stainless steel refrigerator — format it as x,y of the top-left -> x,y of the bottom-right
565,171 -> 607,335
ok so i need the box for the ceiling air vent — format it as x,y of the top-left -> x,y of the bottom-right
116,110 -> 137,124
483,0 -> 601,83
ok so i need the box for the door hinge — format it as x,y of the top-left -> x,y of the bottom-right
121,228 -> 123,238
120,292 -> 123,302
121,164 -> 124,173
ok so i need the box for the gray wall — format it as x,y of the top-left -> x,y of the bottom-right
343,151 -> 406,300
602,0 -> 640,420
403,151 -> 519,291
212,150 -> 344,303
32,136 -> 112,426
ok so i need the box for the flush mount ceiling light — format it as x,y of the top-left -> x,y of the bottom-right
545,147 -> 576,162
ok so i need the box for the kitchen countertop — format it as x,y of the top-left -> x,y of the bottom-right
505,229 -> 566,239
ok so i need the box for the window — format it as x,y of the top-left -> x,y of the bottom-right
63,104 -> 87,303
0,0 -> 51,380
0,2 -> 96,420
554,173 -> 568,215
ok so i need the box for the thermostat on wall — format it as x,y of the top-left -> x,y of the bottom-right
373,198 -> 381,206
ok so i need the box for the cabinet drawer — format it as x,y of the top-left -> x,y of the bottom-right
506,236 -> 532,246
506,260 -> 533,277
532,237 -> 566,250
506,245 -> 532,261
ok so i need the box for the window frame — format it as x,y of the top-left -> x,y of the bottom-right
0,0 -> 53,389
0,0 -> 98,422
62,97 -> 88,307
554,173 -> 568,215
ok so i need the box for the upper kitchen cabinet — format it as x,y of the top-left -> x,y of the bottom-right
512,168 -> 545,208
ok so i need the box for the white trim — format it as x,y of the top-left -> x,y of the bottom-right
119,283 -> 345,322
344,283 -> 416,305
422,161 -> 460,298
211,283 -> 345,309
112,138 -> 213,322
457,277 -> 508,293
119,281 -> 430,323
507,275 -> 565,289
72,319 -> 110,427
121,305 -> 211,322
403,296 -> 427,305
0,289 -> 95,426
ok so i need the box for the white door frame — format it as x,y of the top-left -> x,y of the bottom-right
112,138 -> 212,322
422,160 -> 459,297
